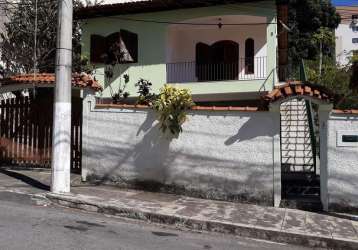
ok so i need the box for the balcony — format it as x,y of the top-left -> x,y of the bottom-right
166,57 -> 267,83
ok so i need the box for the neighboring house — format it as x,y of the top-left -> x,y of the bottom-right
77,0 -> 280,102
335,6 -> 358,66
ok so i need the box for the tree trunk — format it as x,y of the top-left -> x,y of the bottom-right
319,41 -> 323,77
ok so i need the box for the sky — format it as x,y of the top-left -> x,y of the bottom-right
332,0 -> 358,6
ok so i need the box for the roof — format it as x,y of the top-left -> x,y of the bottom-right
332,109 -> 358,114
76,0 -> 267,19
263,81 -> 335,104
0,73 -> 102,91
336,6 -> 358,24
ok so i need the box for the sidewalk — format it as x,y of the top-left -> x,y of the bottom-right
48,185 -> 358,249
1,167 -> 357,249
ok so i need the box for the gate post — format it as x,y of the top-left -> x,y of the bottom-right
270,103 -> 282,207
80,89 -> 95,182
318,104 -> 333,211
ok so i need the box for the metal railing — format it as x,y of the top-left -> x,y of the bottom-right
166,57 -> 267,83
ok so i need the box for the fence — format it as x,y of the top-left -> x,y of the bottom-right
166,57 -> 267,83
0,92 -> 82,172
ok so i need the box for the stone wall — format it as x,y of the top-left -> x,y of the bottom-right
82,95 -> 280,206
327,113 -> 358,212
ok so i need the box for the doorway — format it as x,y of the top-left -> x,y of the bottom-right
280,98 -> 321,210
196,40 -> 239,81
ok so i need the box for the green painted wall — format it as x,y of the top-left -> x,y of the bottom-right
81,1 -> 277,99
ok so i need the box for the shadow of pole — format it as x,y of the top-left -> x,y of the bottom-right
0,168 -> 50,191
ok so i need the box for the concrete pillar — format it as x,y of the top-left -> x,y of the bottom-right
51,0 -> 73,194
318,104 -> 333,211
270,103 -> 282,207
81,89 -> 96,182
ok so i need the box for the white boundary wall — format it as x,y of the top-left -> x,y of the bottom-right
82,95 -> 280,205
327,113 -> 358,211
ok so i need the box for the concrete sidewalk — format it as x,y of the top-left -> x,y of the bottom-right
1,167 -> 358,249
46,185 -> 358,250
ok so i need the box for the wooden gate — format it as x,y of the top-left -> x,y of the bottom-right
0,89 -> 82,172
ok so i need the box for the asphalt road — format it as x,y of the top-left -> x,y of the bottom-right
0,192 -> 315,250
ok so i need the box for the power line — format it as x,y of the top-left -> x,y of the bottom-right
105,16 -> 277,26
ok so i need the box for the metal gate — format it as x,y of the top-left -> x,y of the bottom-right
0,89 -> 82,173
280,98 -> 320,200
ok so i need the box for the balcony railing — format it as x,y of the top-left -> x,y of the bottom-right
166,57 -> 267,83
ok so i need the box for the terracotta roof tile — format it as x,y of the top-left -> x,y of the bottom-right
284,86 -> 292,95
1,73 -> 102,91
95,104 -> 263,112
332,109 -> 358,114
295,85 -> 303,95
263,82 -> 335,103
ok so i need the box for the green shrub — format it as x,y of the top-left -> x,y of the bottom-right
153,85 -> 194,136
305,59 -> 357,109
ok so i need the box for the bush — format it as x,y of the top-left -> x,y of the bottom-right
305,60 -> 357,109
135,78 -> 156,105
153,85 -> 194,136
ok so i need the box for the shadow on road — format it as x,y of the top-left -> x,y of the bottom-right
0,168 -> 50,191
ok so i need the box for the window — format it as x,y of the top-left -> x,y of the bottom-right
353,26 -> 358,32
353,38 -> 358,44
90,30 -> 138,64
245,38 -> 254,74
195,40 -> 239,81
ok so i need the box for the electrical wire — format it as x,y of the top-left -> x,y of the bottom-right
105,16 -> 277,26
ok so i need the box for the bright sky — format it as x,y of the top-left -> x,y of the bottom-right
332,0 -> 358,6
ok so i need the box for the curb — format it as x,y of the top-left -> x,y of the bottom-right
46,193 -> 358,250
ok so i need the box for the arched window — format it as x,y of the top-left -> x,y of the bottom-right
196,40 -> 239,81
245,38 -> 254,74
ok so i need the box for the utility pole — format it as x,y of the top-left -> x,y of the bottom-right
51,0 -> 73,193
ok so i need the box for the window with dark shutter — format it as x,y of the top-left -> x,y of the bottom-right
106,32 -> 122,65
90,35 -> 106,63
196,42 -> 211,81
120,29 -> 138,63
245,38 -> 254,74
90,30 -> 138,65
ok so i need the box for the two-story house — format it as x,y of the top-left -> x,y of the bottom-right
77,0 -> 287,103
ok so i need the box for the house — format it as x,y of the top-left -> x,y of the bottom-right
335,6 -> 358,66
76,0 -> 358,213
77,0 -> 285,103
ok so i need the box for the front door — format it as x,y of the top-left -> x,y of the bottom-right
196,40 -> 239,81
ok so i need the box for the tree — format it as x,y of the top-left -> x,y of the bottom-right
288,0 -> 340,67
306,59 -> 358,109
0,0 -> 96,77
312,27 -> 335,76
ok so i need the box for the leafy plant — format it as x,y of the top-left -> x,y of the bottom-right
312,27 -> 335,76
135,78 -> 156,105
305,59 -> 358,109
105,68 -> 130,103
153,85 -> 194,136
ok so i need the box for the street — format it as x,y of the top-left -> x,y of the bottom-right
0,191 -> 314,250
